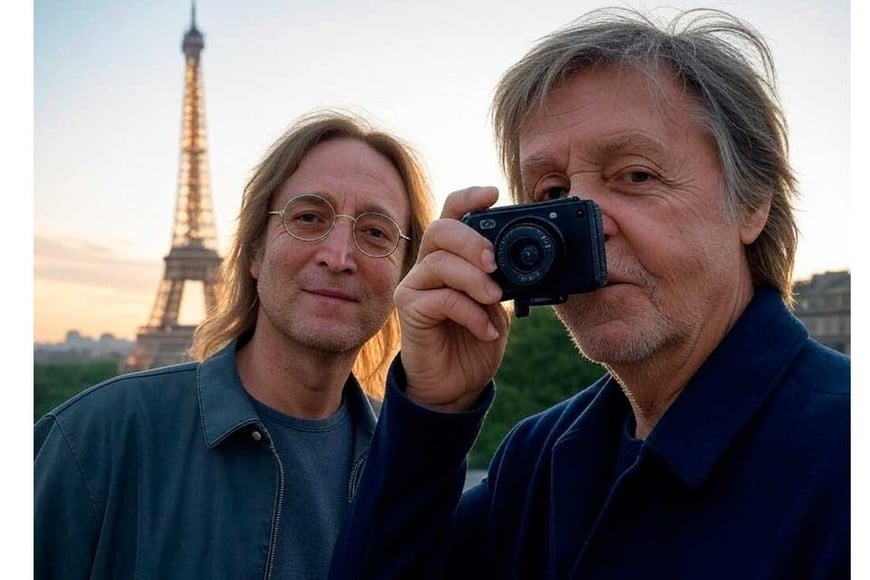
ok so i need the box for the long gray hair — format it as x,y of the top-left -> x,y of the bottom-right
492,8 -> 798,303
191,110 -> 435,396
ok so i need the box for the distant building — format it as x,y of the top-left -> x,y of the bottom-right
792,270 -> 850,355
34,331 -> 134,364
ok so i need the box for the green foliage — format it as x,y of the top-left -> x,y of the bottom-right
32,313 -> 604,468
34,359 -> 122,422
468,307 -> 605,469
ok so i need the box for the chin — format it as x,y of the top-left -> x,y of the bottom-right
294,315 -> 385,354
294,332 -> 365,355
554,294 -> 632,335
556,302 -> 674,366
563,323 -> 634,364
574,336 -> 660,365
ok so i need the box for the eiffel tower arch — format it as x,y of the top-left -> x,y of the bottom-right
125,4 -> 222,371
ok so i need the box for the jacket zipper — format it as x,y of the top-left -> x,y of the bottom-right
263,428 -> 285,580
346,448 -> 368,503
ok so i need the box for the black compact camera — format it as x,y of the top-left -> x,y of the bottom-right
461,196 -> 607,317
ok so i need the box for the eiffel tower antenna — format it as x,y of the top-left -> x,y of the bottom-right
125,5 -> 222,370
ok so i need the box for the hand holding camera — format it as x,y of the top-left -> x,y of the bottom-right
461,196 -> 608,317
393,187 -> 511,413
393,189 -> 608,413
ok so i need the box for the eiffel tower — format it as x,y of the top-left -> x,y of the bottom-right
125,3 -> 221,371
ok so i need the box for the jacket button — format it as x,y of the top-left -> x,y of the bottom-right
251,430 -> 263,442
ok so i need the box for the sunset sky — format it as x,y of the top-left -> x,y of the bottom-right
14,2 -> 867,565
33,0 -> 851,343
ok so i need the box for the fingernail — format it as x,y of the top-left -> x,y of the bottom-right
482,247 -> 497,273
485,322 -> 499,340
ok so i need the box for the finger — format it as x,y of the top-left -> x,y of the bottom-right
401,250 -> 503,305
418,218 -> 497,274
488,301 -> 512,336
401,287 -> 501,342
440,186 -> 500,220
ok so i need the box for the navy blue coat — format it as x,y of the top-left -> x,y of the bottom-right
330,288 -> 850,579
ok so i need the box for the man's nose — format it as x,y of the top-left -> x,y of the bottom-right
316,216 -> 358,272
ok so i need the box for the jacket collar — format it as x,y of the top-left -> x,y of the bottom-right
556,287 -> 808,488
197,341 -> 260,448
643,286 -> 809,487
344,374 -> 378,437
196,340 -> 379,448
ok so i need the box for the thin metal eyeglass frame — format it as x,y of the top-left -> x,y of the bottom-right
268,193 -> 410,258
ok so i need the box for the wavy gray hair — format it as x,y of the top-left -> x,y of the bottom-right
492,8 -> 798,303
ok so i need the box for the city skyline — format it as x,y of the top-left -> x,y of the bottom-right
36,266 -> 854,349
34,0 -> 851,342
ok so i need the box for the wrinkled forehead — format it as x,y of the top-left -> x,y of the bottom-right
525,62 -> 709,134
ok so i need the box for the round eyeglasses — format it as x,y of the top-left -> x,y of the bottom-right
268,193 -> 410,258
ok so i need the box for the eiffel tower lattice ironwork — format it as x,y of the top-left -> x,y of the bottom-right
125,5 -> 222,371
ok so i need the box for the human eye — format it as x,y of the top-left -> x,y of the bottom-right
362,224 -> 388,239
609,165 -> 663,191
284,196 -> 333,237
532,177 -> 570,202
355,214 -> 398,253
620,169 -> 655,183
294,211 -> 323,223
289,208 -> 329,225
543,185 -> 570,200
287,210 -> 330,239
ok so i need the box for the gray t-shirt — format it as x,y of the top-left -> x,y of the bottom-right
251,396 -> 355,580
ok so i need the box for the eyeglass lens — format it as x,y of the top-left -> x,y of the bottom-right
282,194 -> 401,257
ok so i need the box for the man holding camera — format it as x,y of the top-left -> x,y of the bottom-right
330,7 -> 850,579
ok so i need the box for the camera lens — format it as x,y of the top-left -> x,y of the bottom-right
496,222 -> 557,286
511,243 -> 541,271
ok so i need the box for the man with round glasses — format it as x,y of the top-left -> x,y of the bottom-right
269,193 -> 411,259
34,111 -> 435,579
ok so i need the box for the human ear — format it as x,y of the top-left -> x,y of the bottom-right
740,197 -> 772,245
249,239 -> 264,279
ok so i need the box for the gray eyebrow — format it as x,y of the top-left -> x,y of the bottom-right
587,132 -> 668,159
520,131 -> 669,180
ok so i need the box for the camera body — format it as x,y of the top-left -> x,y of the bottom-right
461,197 -> 607,317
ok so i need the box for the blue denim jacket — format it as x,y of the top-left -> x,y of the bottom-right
34,341 -> 377,580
